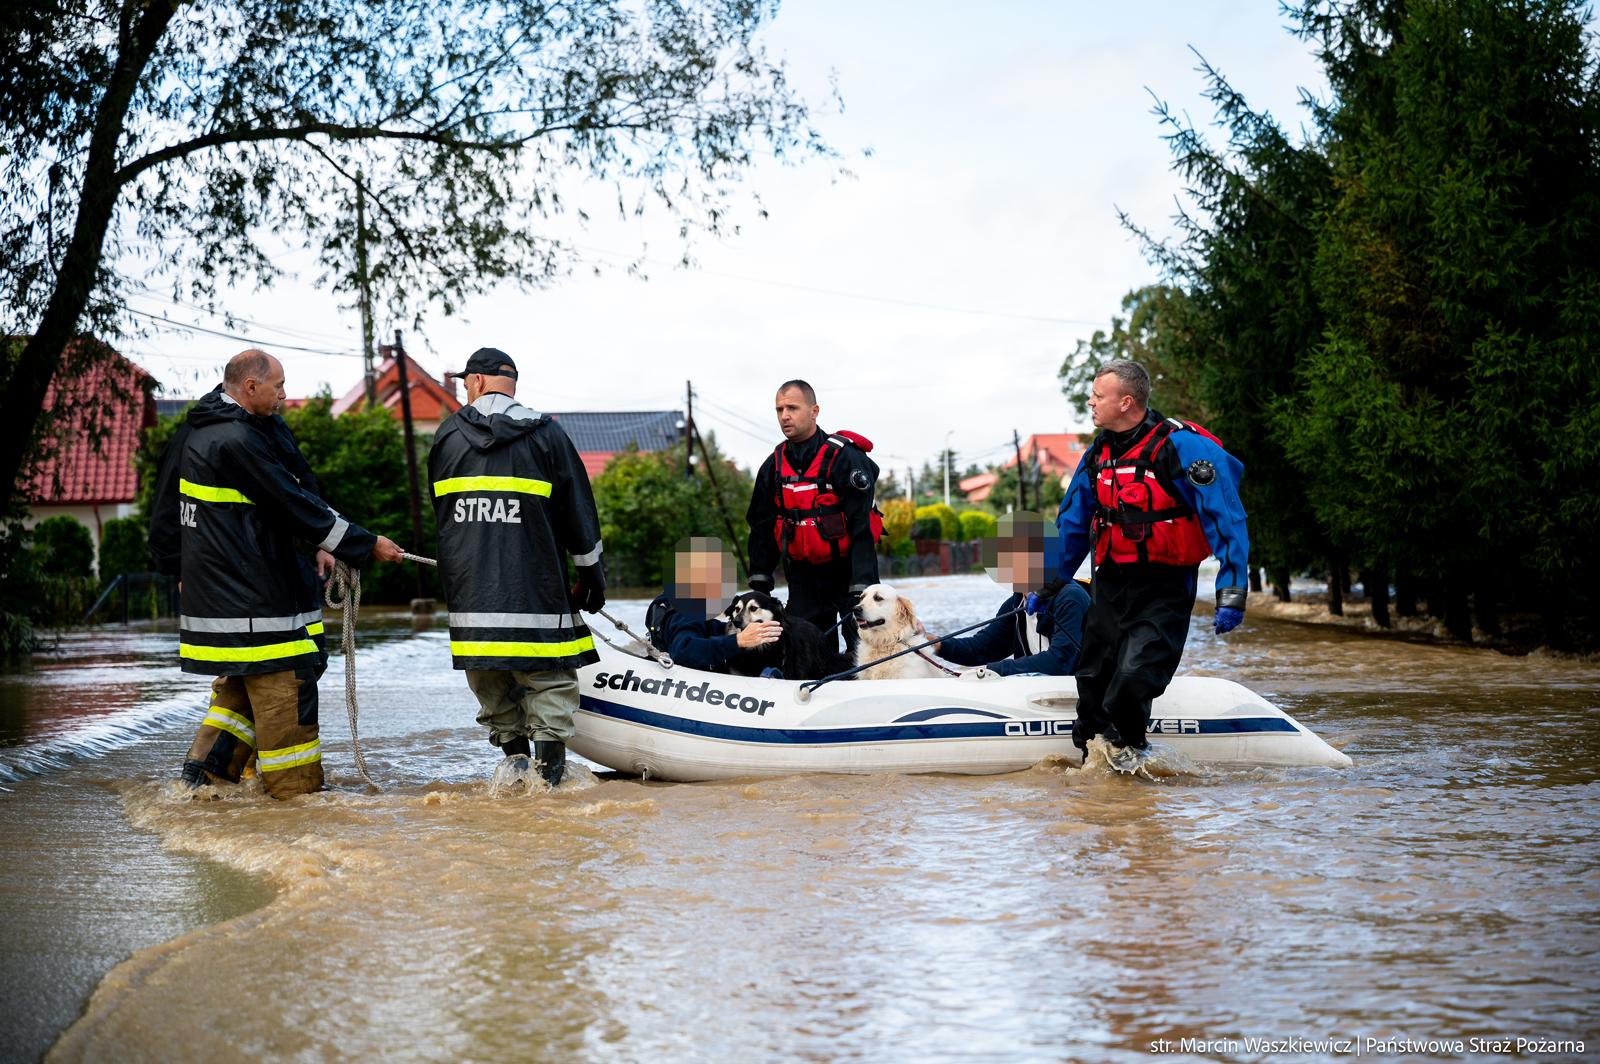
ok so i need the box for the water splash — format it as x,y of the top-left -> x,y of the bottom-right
0,694 -> 204,786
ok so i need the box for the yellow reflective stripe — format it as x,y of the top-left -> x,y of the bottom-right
305,622 -> 325,636
201,705 -> 256,746
179,479 -> 254,504
180,638 -> 318,663
258,738 -> 321,772
449,636 -> 595,658
431,476 -> 552,497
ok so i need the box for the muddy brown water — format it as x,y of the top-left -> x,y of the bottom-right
1,575 -> 1595,1062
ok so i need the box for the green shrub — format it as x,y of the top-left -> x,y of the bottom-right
958,510 -> 998,542
913,503 -> 959,541
31,515 -> 95,579
97,515 -> 149,583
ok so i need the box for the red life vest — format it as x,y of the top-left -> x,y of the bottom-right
1090,417 -> 1217,567
772,431 -> 885,565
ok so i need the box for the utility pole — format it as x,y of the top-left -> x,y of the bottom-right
1014,429 -> 1027,512
685,380 -> 695,476
355,175 -> 376,407
906,465 -> 913,501
943,430 -> 953,507
391,330 -> 426,605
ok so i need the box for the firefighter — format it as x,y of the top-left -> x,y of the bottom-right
428,348 -> 605,788
936,513 -> 1090,677
745,380 -> 882,653
1056,359 -> 1250,773
176,350 -> 404,797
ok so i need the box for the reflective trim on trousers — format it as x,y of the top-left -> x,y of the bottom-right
201,702 -> 256,747
179,479 -> 253,504
181,610 -> 323,634
431,476 -> 552,497
447,612 -> 578,629
449,636 -> 596,658
258,738 -> 321,772
180,638 -> 319,663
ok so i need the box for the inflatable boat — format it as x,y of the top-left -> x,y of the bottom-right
570,645 -> 1350,781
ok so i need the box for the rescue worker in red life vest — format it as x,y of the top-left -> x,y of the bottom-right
176,350 -> 405,797
1056,359 -> 1250,774
428,348 -> 605,790
746,379 -> 882,654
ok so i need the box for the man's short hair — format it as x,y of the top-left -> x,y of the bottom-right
224,349 -> 272,390
1095,359 -> 1150,408
776,379 -> 817,406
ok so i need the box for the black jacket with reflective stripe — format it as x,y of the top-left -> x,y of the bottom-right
177,392 -> 376,676
428,395 -> 604,671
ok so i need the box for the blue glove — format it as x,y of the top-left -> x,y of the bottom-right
759,667 -> 785,679
1214,606 -> 1244,635
1025,592 -> 1043,615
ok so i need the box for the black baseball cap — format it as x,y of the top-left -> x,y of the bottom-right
460,347 -> 518,379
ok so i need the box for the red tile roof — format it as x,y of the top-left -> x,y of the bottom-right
23,340 -> 157,505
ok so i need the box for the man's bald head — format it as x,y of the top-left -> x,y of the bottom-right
224,349 -> 286,416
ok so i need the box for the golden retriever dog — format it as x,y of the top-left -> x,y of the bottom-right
851,583 -> 953,680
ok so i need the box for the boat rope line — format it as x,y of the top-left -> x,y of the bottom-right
595,609 -> 675,667
798,606 -> 1027,697
322,550 -> 441,790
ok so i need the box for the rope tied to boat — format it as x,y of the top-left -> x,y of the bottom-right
323,550 -> 439,790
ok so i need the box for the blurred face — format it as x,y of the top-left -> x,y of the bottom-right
1088,372 -> 1140,432
984,513 -> 1054,592
671,538 -> 738,615
239,356 -> 286,416
775,387 -> 819,442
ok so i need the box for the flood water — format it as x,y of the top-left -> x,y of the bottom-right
1,574 -> 1596,1063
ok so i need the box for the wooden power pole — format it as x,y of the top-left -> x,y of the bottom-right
355,176 -> 376,407
391,330 -> 427,605
1014,429 -> 1027,513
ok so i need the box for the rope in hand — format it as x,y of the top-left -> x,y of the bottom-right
323,552 -> 437,790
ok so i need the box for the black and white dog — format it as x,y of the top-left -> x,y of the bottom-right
722,590 -> 849,681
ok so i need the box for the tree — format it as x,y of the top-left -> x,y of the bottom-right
1059,285 -> 1209,423
591,442 -> 751,589
985,461 -> 1066,517
1,0 -> 837,513
96,515 -> 148,582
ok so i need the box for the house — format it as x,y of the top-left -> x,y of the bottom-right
546,410 -> 686,479
330,349 -> 462,435
960,433 -> 1089,506
20,340 -> 157,553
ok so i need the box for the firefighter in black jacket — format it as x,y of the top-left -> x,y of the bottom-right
428,348 -> 605,788
171,350 -> 403,798
745,379 -> 882,654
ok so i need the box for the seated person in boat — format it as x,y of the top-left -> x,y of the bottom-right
938,513 -> 1089,677
645,537 -> 781,671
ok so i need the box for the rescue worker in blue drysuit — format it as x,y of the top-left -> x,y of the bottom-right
937,513 -> 1090,677
1057,359 -> 1250,772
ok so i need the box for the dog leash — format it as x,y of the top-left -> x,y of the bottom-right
797,606 -> 1026,698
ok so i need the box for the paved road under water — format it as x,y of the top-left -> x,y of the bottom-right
0,575 -> 1595,1062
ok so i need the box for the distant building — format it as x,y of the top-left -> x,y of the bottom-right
20,340 -> 157,553
960,432 -> 1089,506
546,410 -> 686,479
330,350 -> 462,435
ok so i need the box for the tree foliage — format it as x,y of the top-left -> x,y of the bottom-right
1,0 -> 837,512
1059,285 -> 1209,423
1116,0 -> 1600,643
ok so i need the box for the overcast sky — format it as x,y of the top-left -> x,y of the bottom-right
120,1 -> 1329,476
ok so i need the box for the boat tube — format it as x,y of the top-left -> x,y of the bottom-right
570,645 -> 1351,781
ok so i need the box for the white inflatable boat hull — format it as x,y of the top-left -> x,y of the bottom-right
570,646 -> 1350,781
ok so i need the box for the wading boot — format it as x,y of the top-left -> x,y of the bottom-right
180,761 -> 210,790
533,741 -> 566,788
500,736 -> 531,759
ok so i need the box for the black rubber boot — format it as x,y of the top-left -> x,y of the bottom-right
500,736 -> 531,759
533,741 -> 565,787
180,761 -> 210,789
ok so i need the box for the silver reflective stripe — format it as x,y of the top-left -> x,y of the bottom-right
448,611 -> 578,629
570,541 -> 603,567
319,515 -> 349,551
472,393 -> 542,422
181,611 -> 323,634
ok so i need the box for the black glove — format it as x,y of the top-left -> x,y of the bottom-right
749,573 -> 775,594
570,563 -> 606,613
847,584 -> 869,605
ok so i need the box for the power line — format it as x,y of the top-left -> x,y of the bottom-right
126,280 -> 356,347
123,306 -> 361,356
